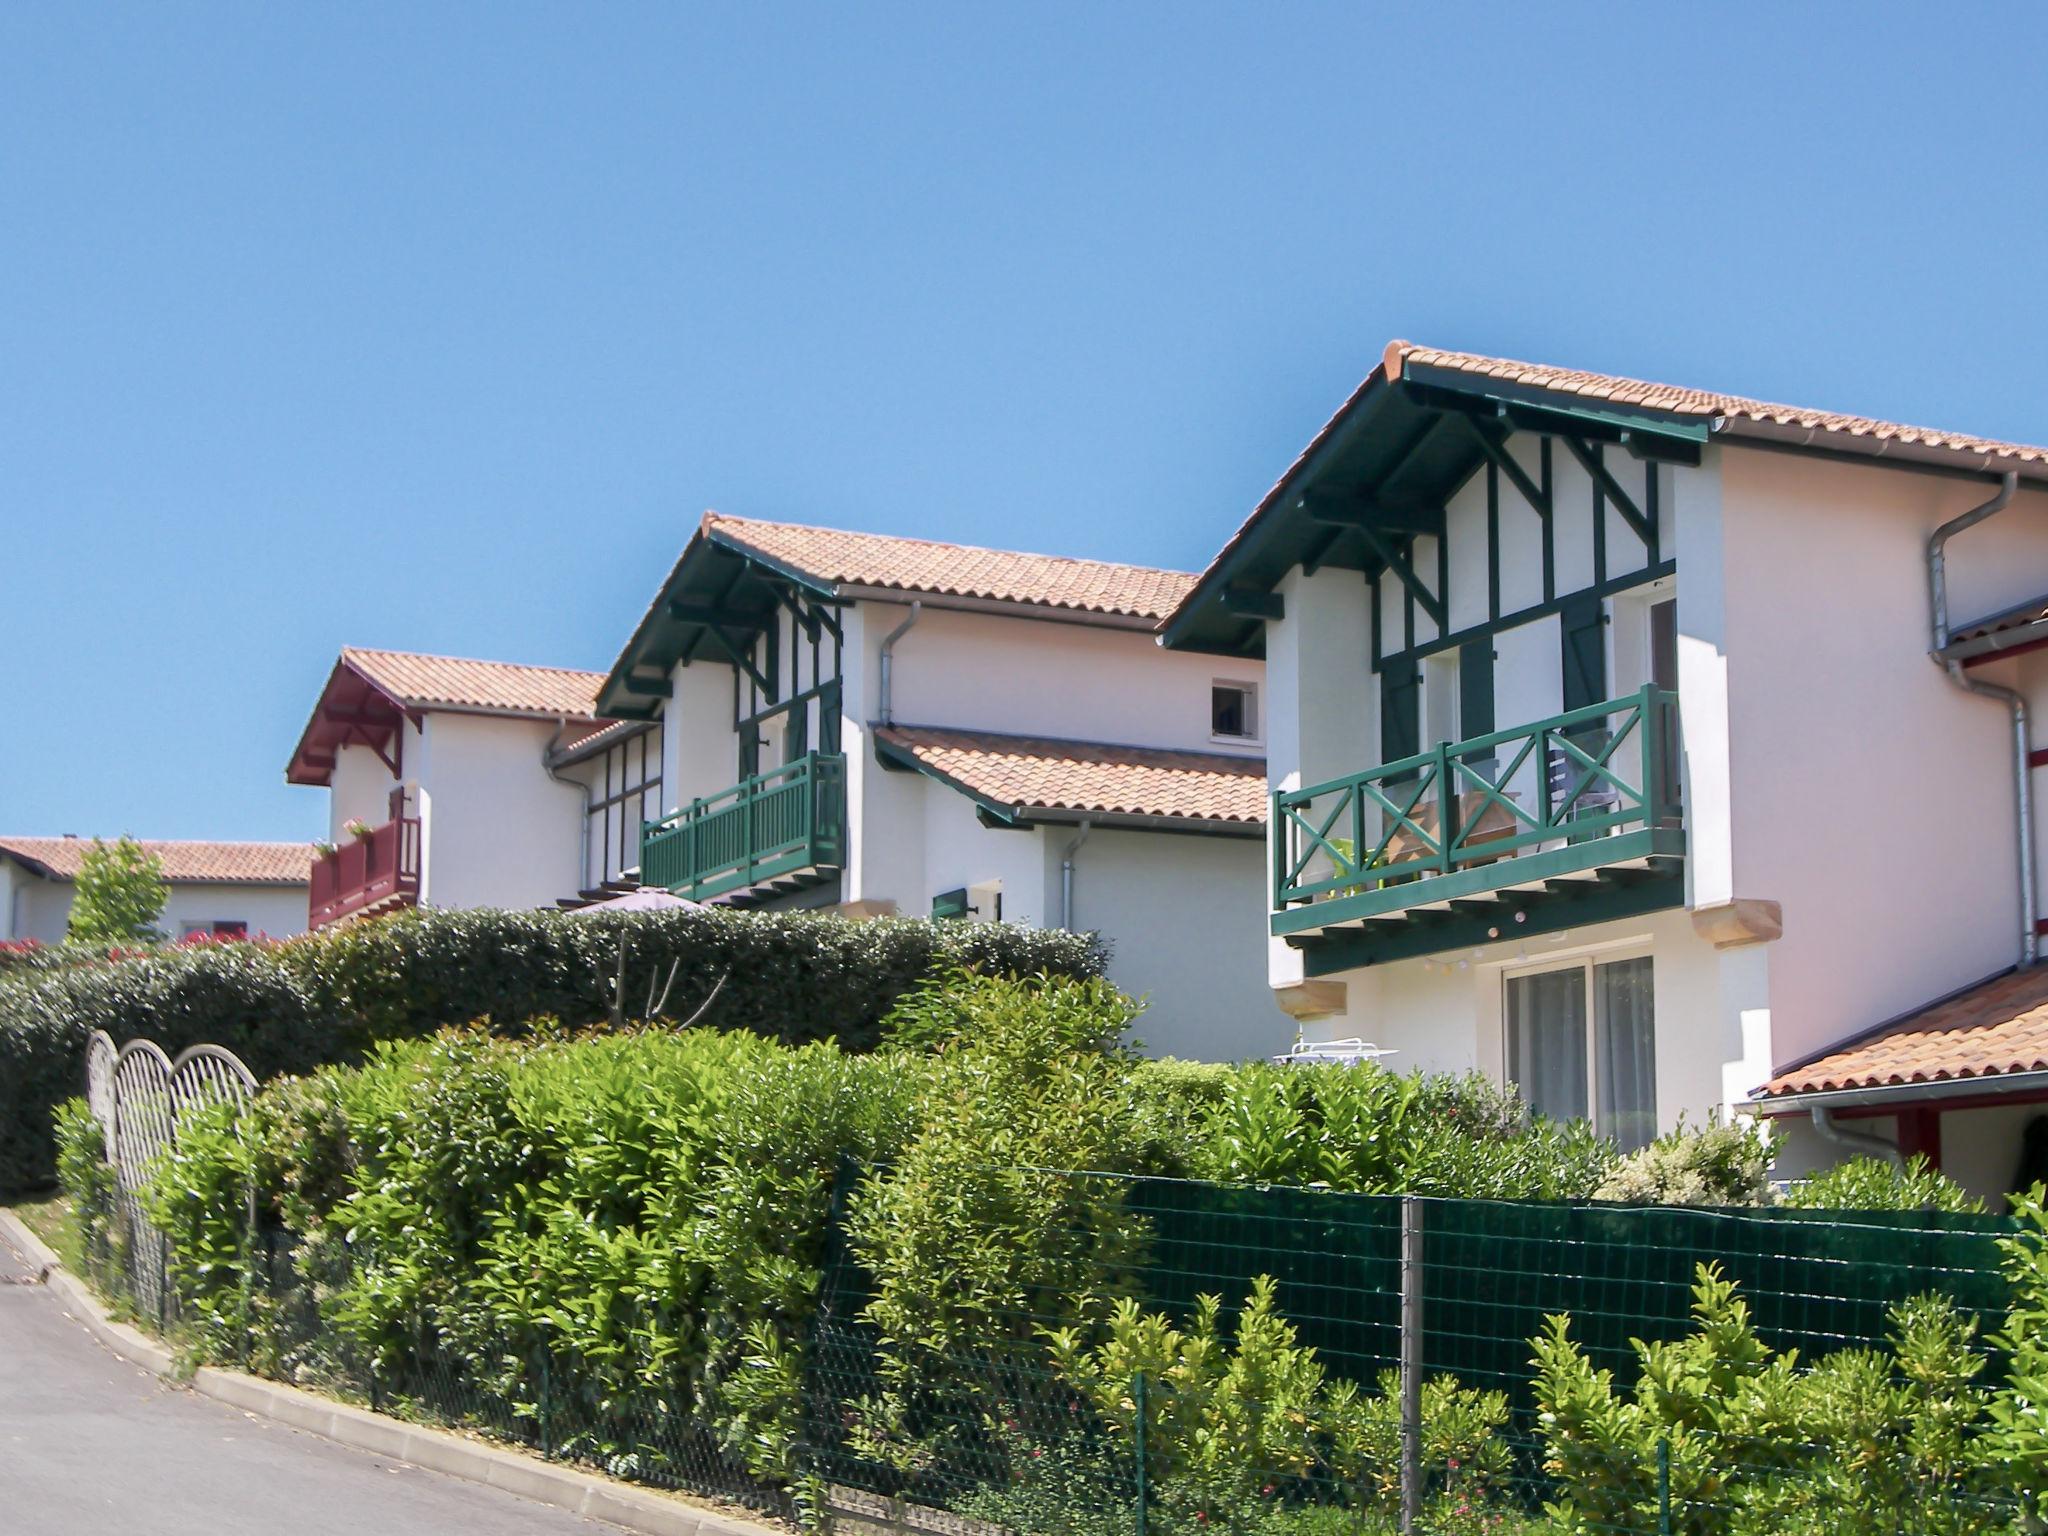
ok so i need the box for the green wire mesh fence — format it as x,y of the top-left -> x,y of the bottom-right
70,1156 -> 2038,1533
802,1171 -> 2028,1536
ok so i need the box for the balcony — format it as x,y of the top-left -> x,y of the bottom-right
641,751 -> 846,904
309,814 -> 421,929
1272,686 -> 1684,973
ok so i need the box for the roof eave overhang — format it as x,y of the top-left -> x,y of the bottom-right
1748,1066 -> 2048,1116
1000,806 -> 1265,838
837,585 -> 1162,631
0,849 -> 62,881
1720,416 -> 2048,487
1159,367 -> 1393,655
872,733 -> 1265,838
284,655 -> 410,788
598,524 -> 838,719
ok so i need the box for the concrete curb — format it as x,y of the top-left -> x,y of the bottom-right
0,1207 -> 787,1536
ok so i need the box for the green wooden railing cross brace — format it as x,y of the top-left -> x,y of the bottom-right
1272,685 -> 1681,915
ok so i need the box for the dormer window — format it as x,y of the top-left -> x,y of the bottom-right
1212,681 -> 1258,743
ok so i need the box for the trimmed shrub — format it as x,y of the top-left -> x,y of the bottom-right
0,904 -> 1105,1192
1,941 -> 321,1193
1781,1153 -> 1986,1214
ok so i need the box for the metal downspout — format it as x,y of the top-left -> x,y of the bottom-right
1061,820 -> 1093,931
545,719 -> 595,892
1810,1104 -> 1903,1166
878,600 -> 923,727
1929,471 -> 2035,965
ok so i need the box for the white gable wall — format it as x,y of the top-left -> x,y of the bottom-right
1718,449 -> 2048,1070
869,601 -> 1264,758
414,713 -> 584,912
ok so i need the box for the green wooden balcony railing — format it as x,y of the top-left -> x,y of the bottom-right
640,751 -> 846,902
1271,686 -> 1683,936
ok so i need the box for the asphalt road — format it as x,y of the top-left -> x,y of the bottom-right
0,1225 -> 617,1535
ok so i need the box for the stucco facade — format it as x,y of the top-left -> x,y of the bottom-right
1165,343 -> 2048,1201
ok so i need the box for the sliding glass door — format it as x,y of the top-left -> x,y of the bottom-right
1504,955 -> 1657,1152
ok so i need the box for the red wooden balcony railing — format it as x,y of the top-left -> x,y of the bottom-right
309,815 -> 421,929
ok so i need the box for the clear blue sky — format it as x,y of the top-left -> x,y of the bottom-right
6,4 -> 2047,842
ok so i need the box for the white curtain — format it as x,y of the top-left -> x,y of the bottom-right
1506,967 -> 1588,1125
1595,956 -> 1657,1153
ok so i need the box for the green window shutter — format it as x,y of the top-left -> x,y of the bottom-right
1381,656 -> 1421,765
1560,594 -> 1607,712
1458,640 -> 1495,740
931,888 -> 970,921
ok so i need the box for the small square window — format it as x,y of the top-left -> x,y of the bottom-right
1212,681 -> 1258,742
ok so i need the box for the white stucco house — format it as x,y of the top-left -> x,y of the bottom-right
598,513 -> 1288,1061
1160,338 -> 2048,1200
0,837 -> 313,942
285,647 -> 662,927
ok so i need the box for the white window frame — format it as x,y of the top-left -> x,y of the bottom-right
1499,944 -> 1655,1142
1210,679 -> 1260,745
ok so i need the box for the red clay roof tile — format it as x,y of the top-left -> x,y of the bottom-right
0,837 -> 313,885
875,725 -> 1266,827
1757,966 -> 2048,1100
704,514 -> 1198,621
339,648 -> 607,719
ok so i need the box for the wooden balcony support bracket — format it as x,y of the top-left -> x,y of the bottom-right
1273,979 -> 1347,1023
1691,897 -> 1784,949
1559,435 -> 1657,555
1353,523 -> 1445,630
698,624 -> 776,700
1221,585 -> 1285,621
1456,414 -> 1550,520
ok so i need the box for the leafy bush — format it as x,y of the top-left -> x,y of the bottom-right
1184,1063 -> 1617,1200
1983,1188 -> 2048,1524
0,904 -> 1105,1191
1532,1262 -> 2007,1534
1782,1153 -> 1986,1214
53,1098 -> 117,1277
1045,1276 -> 1509,1531
1593,1119 -> 1771,1207
845,974 -> 1155,1474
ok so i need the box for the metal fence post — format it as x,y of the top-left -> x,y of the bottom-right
1400,1196 -> 1423,1535
1657,1437 -> 1671,1536
1133,1370 -> 1148,1536
536,1343 -> 553,1457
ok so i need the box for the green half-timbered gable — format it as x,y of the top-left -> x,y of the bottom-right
1163,350 -> 1701,970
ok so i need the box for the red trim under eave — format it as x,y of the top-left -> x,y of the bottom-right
1759,1086 -> 2048,1122
1967,632 -> 2048,669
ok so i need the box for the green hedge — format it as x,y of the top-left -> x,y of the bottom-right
0,905 -> 1104,1192
106,973 -> 1627,1503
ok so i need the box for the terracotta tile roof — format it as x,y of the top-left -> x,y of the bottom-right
0,837 -> 313,885
1756,966 -> 2048,1101
1386,341 -> 2048,468
340,648 -> 607,720
704,513 -> 1198,621
874,725 -> 1267,828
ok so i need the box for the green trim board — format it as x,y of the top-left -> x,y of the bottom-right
1290,863 -> 1685,975
1273,825 -> 1686,937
